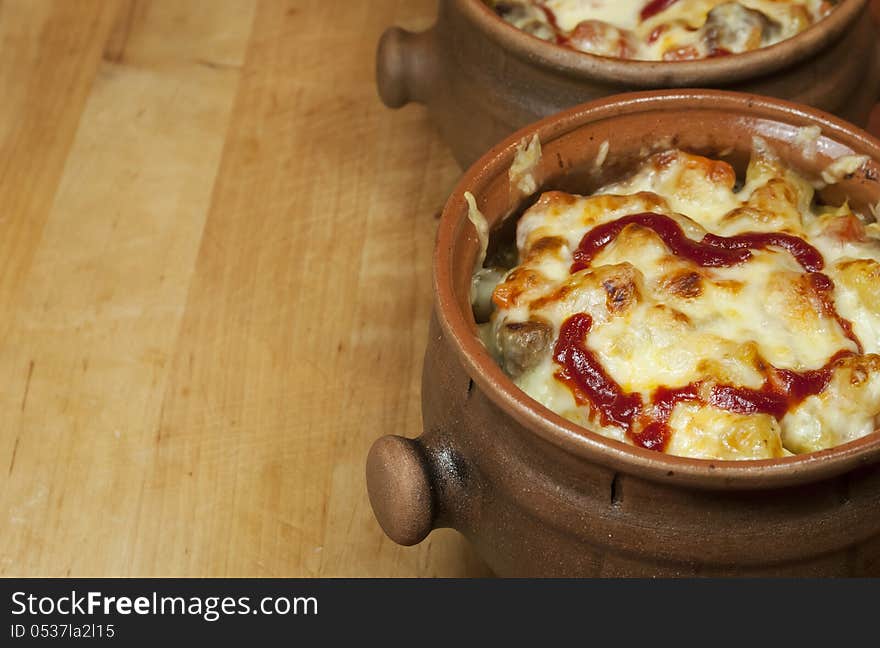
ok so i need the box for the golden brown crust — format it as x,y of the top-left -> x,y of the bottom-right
523,236 -> 566,263
659,269 -> 704,299
485,147 -> 880,460
492,267 -> 547,310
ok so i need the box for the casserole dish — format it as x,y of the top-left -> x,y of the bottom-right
366,90 -> 880,576
376,0 -> 880,167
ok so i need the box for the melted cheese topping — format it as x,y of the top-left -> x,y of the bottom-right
479,147 -> 880,460
486,0 -> 834,61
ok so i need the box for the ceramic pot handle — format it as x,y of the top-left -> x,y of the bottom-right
366,434 -> 443,546
375,26 -> 437,109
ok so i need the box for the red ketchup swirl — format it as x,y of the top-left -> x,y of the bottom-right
702,231 -> 824,273
553,211 -> 863,452
537,4 -> 569,46
570,212 -> 824,273
640,0 -> 680,21
571,212 -> 861,350
808,272 -> 863,353
554,315 -> 854,453
706,349 -> 853,419
553,313 -> 643,431
634,385 -> 701,451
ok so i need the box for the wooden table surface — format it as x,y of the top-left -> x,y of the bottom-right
1,0 -> 879,578
0,0 -> 492,578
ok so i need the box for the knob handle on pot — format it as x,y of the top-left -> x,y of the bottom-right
375,26 -> 436,109
366,435 -> 435,546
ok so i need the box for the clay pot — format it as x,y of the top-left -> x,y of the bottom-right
366,90 -> 880,576
377,0 -> 880,167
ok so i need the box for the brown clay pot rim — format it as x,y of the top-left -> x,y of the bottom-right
434,89 -> 880,490
461,0 -> 868,87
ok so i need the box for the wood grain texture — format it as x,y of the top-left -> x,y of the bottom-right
0,0 -> 121,334
0,0 -> 488,577
1,0 -> 877,578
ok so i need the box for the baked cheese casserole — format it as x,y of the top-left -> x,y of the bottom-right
486,0 -> 836,60
474,144 -> 880,460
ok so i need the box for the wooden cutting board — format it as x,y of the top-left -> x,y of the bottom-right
0,0 -> 877,577
0,0 -> 488,577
